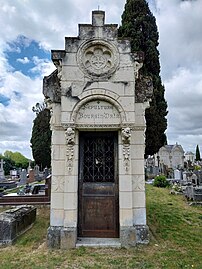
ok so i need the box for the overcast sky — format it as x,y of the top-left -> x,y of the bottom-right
0,0 -> 202,159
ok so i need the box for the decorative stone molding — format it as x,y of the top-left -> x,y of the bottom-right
71,93 -> 126,124
62,123 -> 145,132
75,124 -> 120,129
122,127 -> 131,172
77,39 -> 119,79
65,127 -> 75,173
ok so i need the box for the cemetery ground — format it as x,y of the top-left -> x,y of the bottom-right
0,185 -> 201,269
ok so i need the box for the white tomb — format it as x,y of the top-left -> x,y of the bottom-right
44,10 -> 152,249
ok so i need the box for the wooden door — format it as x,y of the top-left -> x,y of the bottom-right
78,131 -> 119,238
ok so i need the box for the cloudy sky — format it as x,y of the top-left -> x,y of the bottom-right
0,0 -> 202,159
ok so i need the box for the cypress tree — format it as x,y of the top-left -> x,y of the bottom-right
118,0 -> 167,155
30,107 -> 52,169
195,145 -> 201,161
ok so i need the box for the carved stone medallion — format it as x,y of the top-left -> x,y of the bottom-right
77,40 -> 119,78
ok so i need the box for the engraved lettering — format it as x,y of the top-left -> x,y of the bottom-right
76,100 -> 121,124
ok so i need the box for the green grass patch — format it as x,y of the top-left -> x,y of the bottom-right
0,186 -> 201,268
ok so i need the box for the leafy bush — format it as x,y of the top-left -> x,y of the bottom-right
153,175 -> 170,188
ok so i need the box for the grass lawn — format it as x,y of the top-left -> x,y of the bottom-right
0,185 -> 201,269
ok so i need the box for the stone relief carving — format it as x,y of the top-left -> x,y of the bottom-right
65,127 -> 75,145
121,127 -> 131,172
77,40 -> 119,79
84,46 -> 112,72
133,177 -> 145,191
122,127 -> 131,144
52,176 -> 64,192
65,127 -> 75,173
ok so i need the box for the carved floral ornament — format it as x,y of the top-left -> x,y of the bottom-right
121,127 -> 131,173
77,40 -> 119,78
121,127 -> 131,145
65,127 -> 75,173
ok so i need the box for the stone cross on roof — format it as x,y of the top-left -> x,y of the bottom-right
92,10 -> 105,26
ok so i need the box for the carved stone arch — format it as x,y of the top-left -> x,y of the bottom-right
70,92 -> 126,124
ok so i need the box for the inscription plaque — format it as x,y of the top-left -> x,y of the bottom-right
76,100 -> 120,124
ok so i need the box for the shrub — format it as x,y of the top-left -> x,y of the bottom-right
153,175 -> 170,188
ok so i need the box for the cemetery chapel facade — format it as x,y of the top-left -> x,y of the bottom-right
43,11 -> 152,248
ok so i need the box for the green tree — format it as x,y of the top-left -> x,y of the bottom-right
30,104 -> 51,169
0,154 -> 15,175
118,0 -> 167,155
3,157 -> 15,175
195,144 -> 201,161
4,150 -> 29,168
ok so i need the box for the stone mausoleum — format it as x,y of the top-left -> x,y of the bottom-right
43,10 -> 152,249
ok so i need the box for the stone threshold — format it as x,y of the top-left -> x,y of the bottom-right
76,237 -> 121,248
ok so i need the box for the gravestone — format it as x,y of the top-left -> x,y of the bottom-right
0,205 -> 36,246
44,10 -> 152,249
19,169 -> 27,185
28,169 -> 35,183
34,165 -> 40,180
10,169 -> 17,179
184,185 -> 202,201
44,167 -> 49,179
0,159 -> 5,181
191,173 -> 197,185
196,170 -> 202,186
183,171 -> 187,181
174,169 -> 181,181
